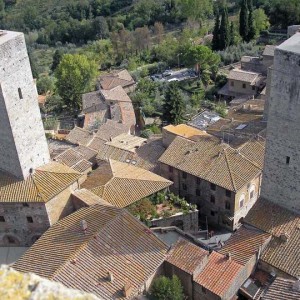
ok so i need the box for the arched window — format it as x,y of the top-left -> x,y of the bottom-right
249,184 -> 256,200
239,194 -> 245,208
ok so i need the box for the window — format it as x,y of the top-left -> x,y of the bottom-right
250,190 -> 254,199
202,286 -> 206,294
225,190 -> 231,197
169,177 -> 174,182
211,183 -> 216,191
182,183 -> 187,191
18,88 -> 23,99
169,166 -> 173,173
242,83 -> 246,89
196,177 -> 201,185
225,201 -> 231,210
230,81 -> 234,87
0,216 -> 5,222
27,216 -> 33,223
196,189 -> 201,196
249,184 -> 256,200
210,195 -> 215,203
7,236 -> 15,244
252,86 -> 256,90
22,203 -> 29,207
182,172 -> 187,179
286,156 -> 290,165
239,194 -> 245,208
211,211 -> 215,216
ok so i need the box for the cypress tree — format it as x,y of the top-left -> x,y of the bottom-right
239,0 -> 249,41
247,0 -> 256,41
219,6 -> 230,50
212,10 -> 220,51
229,22 -> 235,46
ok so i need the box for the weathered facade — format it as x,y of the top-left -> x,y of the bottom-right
0,30 -> 50,180
261,33 -> 300,214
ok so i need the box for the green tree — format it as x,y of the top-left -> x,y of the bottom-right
212,10 -> 220,51
163,82 -> 185,125
51,50 -> 63,73
247,0 -> 256,41
184,45 -> 220,75
219,5 -> 230,50
93,16 -> 109,39
37,76 -> 55,95
239,0 -> 249,41
253,8 -> 269,34
150,275 -> 184,300
55,54 -> 97,112
229,22 -> 235,46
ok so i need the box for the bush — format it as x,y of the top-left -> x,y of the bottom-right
150,275 -> 184,300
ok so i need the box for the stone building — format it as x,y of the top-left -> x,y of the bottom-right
261,33 -> 300,213
0,30 -> 50,179
0,162 -> 82,246
159,134 -> 265,230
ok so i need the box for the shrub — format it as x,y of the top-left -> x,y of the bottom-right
150,275 -> 184,300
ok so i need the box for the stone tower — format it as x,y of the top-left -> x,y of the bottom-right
261,33 -> 300,213
0,30 -> 50,179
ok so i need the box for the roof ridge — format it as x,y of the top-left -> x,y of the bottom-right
35,169 -> 81,176
224,150 -> 237,191
30,174 -> 47,202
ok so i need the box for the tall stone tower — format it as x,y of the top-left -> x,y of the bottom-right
261,33 -> 300,214
0,30 -> 50,179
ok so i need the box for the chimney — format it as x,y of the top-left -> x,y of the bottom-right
280,232 -> 290,243
225,252 -> 231,260
107,271 -> 114,282
123,282 -> 132,298
80,219 -> 88,234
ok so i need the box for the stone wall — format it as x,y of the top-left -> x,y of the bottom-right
0,31 -> 50,179
160,163 -> 261,231
151,210 -> 198,233
0,202 -> 50,246
228,79 -> 257,95
261,38 -> 300,214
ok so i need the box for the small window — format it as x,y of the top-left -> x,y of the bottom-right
211,183 -> 216,191
225,201 -> 231,210
242,83 -> 246,89
169,166 -> 173,173
196,189 -> 201,196
240,199 -> 244,208
202,286 -> 206,294
286,156 -> 290,165
182,183 -> 187,191
196,177 -> 201,185
211,211 -> 215,216
250,190 -> 254,199
18,88 -> 23,99
182,172 -> 187,179
0,216 -> 5,222
22,203 -> 29,207
252,86 -> 256,90
230,81 -> 234,87
225,190 -> 231,197
210,195 -> 215,203
27,216 -> 33,223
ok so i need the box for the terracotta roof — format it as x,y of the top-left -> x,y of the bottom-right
245,198 -> 300,278
101,86 -> 132,103
219,225 -> 271,265
163,124 -> 208,141
93,120 -> 130,143
82,91 -> 106,113
72,189 -> 112,207
83,110 -> 108,130
0,162 -> 81,203
166,239 -> 208,275
99,69 -> 135,90
105,134 -> 146,153
117,101 -> 136,126
227,69 -> 260,84
263,45 -> 276,57
194,251 -> 243,298
82,160 -> 172,208
72,159 -> 92,173
245,198 -> 300,238
13,204 -> 168,300
262,278 -> 300,300
96,135 -> 165,173
65,127 -> 93,146
159,135 -> 263,191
